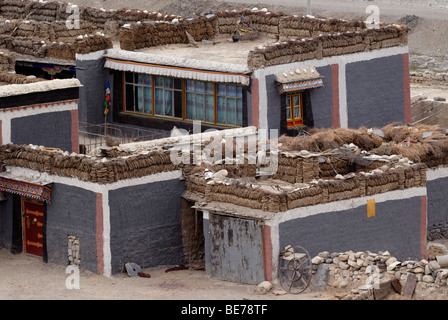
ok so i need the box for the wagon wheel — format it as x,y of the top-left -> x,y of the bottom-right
278,245 -> 312,294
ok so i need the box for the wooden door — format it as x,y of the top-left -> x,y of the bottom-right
208,214 -> 265,285
22,200 -> 44,257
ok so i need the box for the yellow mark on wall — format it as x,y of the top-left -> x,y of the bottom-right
367,199 -> 375,218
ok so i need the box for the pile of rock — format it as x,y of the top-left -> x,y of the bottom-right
311,250 -> 448,299
67,235 -> 80,266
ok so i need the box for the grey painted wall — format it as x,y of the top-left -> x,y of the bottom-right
427,178 -> 448,229
46,183 -> 98,272
309,65 -> 333,128
0,193 -> 13,249
265,74 -> 282,133
279,196 -> 423,261
77,57 -> 111,124
10,111 -> 72,152
346,54 -> 404,128
108,178 -> 186,274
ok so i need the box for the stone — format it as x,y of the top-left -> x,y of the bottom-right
312,256 -> 325,265
423,275 -> 435,283
339,262 -> 350,270
428,260 -> 441,272
387,261 -> 401,271
373,280 -> 391,300
310,264 -> 329,292
386,257 -> 397,266
318,251 -> 329,259
390,276 -> 402,294
255,281 -> 273,294
125,262 -> 142,277
339,280 -> 349,288
412,267 -> 425,274
339,254 -> 349,262
402,274 -> 417,298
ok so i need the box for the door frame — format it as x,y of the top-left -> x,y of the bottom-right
21,198 -> 47,261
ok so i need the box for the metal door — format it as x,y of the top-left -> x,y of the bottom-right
208,214 -> 265,285
22,200 -> 44,257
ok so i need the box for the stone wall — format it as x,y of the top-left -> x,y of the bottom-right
311,249 -> 448,299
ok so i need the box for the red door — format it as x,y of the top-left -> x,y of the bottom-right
23,200 -> 44,257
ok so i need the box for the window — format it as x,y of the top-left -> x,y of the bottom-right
286,93 -> 303,127
123,72 -> 244,127
124,73 -> 153,114
185,80 -> 214,123
216,84 -> 243,126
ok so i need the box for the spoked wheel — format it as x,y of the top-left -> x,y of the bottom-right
278,245 -> 312,294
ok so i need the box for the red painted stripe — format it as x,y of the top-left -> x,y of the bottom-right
420,195 -> 427,260
262,225 -> 273,282
0,120 -> 2,145
403,53 -> 411,124
70,109 -> 79,153
96,193 -> 104,275
251,78 -> 259,128
331,64 -> 340,128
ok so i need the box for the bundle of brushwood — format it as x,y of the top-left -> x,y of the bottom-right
52,21 -> 97,42
24,0 -> 60,22
247,25 -> 408,69
11,20 -> 56,41
0,0 -> 27,19
0,51 -> 15,71
46,34 -> 112,60
0,144 -> 179,184
271,153 -> 320,184
0,36 -> 47,57
285,184 -> 325,209
119,17 -> 215,51
0,71 -> 46,84
319,175 -> 367,202
205,180 -> 288,213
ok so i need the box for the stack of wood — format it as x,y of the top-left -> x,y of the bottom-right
119,18 -> 215,51
0,144 -> 179,184
46,34 -> 112,60
0,51 -> 15,72
24,1 -> 60,22
0,0 -> 27,19
0,70 -> 46,84
52,21 -> 97,42
272,153 -> 320,184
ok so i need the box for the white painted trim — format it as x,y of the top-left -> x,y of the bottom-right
426,166 -> 448,181
253,46 -> 409,130
1,101 -> 78,145
101,191 -> 112,277
0,79 -> 82,98
76,50 -> 107,61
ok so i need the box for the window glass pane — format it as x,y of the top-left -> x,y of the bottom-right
205,95 -> 214,123
174,91 -> 182,118
155,76 -> 164,87
186,79 -> 195,92
125,84 -> 134,111
227,98 -> 236,125
164,77 -> 173,89
154,88 -> 164,115
217,83 -> 226,96
137,74 -> 150,85
216,96 -> 226,124
144,87 -> 152,114
174,78 -> 182,90
237,99 -> 243,126
196,81 -> 205,93
227,85 -> 236,97
136,86 -> 144,112
286,96 -> 291,108
286,107 -> 291,120
294,106 -> 301,119
196,94 -> 205,121
164,90 -> 172,116
205,82 -> 214,94
186,92 -> 195,119
293,94 -> 300,106
236,86 -> 243,98
125,72 -> 133,83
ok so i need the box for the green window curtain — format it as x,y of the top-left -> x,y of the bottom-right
217,96 -> 226,124
237,99 -> 243,126
154,88 -> 164,115
186,92 -> 195,120
144,87 -> 152,114
205,95 -> 214,123
164,90 -> 172,116
196,94 -> 205,121
226,98 -> 236,125
136,86 -> 144,112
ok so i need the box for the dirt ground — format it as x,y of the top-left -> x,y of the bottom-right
0,248 -> 329,300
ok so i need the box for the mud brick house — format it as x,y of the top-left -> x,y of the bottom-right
1,1 -> 446,287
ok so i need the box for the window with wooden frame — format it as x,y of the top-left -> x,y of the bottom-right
286,93 -> 303,127
123,71 -> 244,127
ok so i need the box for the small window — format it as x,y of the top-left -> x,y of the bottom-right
154,76 -> 182,118
216,84 -> 243,126
185,80 -> 215,123
286,93 -> 303,127
124,72 -> 153,114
